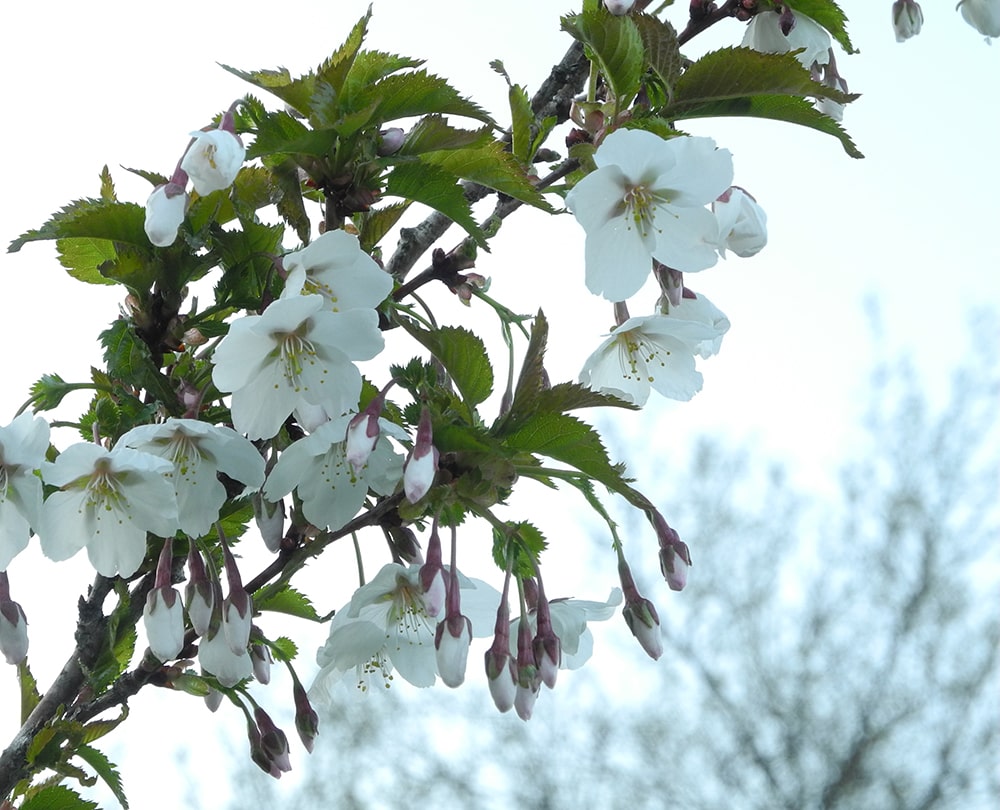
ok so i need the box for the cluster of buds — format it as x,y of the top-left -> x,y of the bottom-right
143,103 -> 246,247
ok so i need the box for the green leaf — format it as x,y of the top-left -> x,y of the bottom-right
418,142 -> 554,212
664,47 -> 862,157
491,520 -> 547,579
10,199 -> 149,255
311,7 -> 373,104
341,49 -> 425,107
508,83 -> 534,163
634,13 -> 682,104
787,0 -> 856,53
504,411 -> 627,487
677,93 -> 861,158
220,64 -> 315,116
271,159 -> 312,245
246,110 -> 338,160
55,238 -> 118,285
384,162 -> 485,246
353,201 -> 410,253
360,70 -> 494,128
396,320 -> 494,410
100,320 -> 177,406
270,636 -> 299,663
255,586 -> 321,621
494,311 -> 547,434
533,382 -> 639,416
19,784 -> 99,810
562,11 -> 645,106
395,116 -> 492,157
98,166 -> 117,201
75,744 -> 128,809
18,658 -> 42,724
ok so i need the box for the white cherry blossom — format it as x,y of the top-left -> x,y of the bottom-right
143,183 -> 187,247
280,229 -> 393,313
180,129 -> 245,196
742,10 -> 833,69
565,129 -> 733,301
510,589 -> 623,671
713,187 -> 768,258
309,563 -> 500,701
211,295 -> 385,440
40,444 -> 178,578
580,313 -> 727,405
118,419 -> 265,538
263,414 -> 406,532
666,292 -> 731,359
0,413 -> 49,571
958,0 -> 1000,38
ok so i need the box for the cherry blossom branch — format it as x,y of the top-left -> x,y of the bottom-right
384,41 -> 588,282
0,576 -> 114,801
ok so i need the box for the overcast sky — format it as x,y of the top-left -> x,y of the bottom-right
1,2 -> 997,806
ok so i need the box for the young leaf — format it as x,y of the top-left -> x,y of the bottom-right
312,7 -> 373,101
504,411 -> 627,489
493,311 -> 547,434
384,162 -> 486,246
75,744 -> 128,810
562,11 -> 645,106
10,199 -> 149,254
100,320 -> 177,407
395,116 -> 493,157
254,586 -> 321,621
353,201 -> 410,253
508,83 -> 534,164
396,320 -> 494,410
19,784 -> 99,810
360,70 -> 495,128
634,13 -> 682,104
418,142 -> 554,212
18,659 -> 41,724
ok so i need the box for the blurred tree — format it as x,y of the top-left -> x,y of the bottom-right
225,325 -> 999,810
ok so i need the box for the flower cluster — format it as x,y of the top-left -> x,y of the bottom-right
143,107 -> 246,247
566,127 -> 765,406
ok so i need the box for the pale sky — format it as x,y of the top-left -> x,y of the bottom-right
1,2 -> 997,806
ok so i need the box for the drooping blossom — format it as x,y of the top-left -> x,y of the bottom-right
143,538 -> 185,662
40,443 -> 178,578
958,0 -> 1000,37
510,589 -> 623,672
263,414 -> 406,532
143,182 -> 188,247
713,187 -> 768,258
0,572 -> 28,665
309,563 -> 500,701
280,230 -> 393,313
664,291 -> 731,359
742,9 -> 833,69
211,295 -> 385,440
181,129 -> 245,196
199,622 -> 253,687
0,413 -> 49,571
892,0 -> 924,41
403,407 -> 438,503
565,129 -> 733,301
580,313 -> 727,405
118,418 -> 265,538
